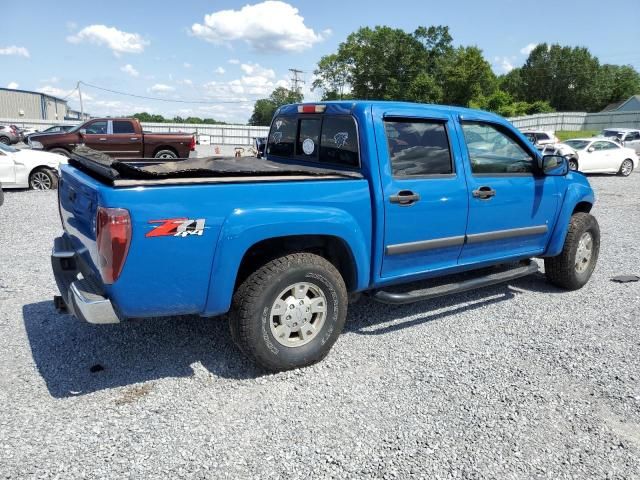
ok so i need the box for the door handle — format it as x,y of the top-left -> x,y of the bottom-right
98,138 -> 107,141
472,186 -> 496,200
389,190 -> 421,206
130,137 -> 139,141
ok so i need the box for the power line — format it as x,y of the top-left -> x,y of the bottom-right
288,69 -> 305,94
78,81 -> 255,104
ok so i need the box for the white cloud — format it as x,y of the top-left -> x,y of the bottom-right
177,79 -> 193,86
215,67 -> 226,75
121,64 -> 139,77
7,82 -> 19,89
183,62 -> 192,68
0,45 -> 30,58
493,56 -> 516,74
148,83 -> 175,93
191,1 -> 325,52
228,59 -> 240,65
38,85 -> 93,101
41,76 -> 60,83
67,25 -> 149,55
520,43 -> 538,56
203,63 -> 286,97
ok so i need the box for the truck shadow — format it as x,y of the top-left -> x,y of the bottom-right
23,273 -> 560,398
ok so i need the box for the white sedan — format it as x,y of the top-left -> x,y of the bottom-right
562,138 -> 638,176
0,143 -> 67,190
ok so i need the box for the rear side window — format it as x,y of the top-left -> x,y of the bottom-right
113,121 -> 135,134
384,120 -> 453,176
267,115 -> 359,168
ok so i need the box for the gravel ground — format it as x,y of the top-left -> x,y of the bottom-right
0,174 -> 639,479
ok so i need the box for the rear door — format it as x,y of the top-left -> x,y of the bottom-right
105,120 -> 143,158
457,119 -> 558,264
372,105 -> 469,279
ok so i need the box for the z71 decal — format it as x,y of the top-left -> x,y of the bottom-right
146,218 -> 206,238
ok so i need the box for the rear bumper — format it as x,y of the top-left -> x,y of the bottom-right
51,235 -> 120,324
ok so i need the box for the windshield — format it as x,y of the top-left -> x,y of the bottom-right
600,130 -> 623,138
0,143 -> 18,153
564,140 -> 590,150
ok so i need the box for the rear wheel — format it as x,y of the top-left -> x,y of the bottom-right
29,168 -> 58,190
618,159 -> 634,177
544,213 -> 600,290
229,253 -> 348,371
154,149 -> 178,159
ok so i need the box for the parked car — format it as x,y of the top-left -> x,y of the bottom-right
0,125 -> 20,145
29,118 -> 195,159
52,101 -> 600,372
522,129 -> 559,149
0,143 -> 66,190
0,182 -> 3,206
540,143 -> 579,171
24,125 -> 75,144
562,138 -> 638,176
598,128 -> 640,154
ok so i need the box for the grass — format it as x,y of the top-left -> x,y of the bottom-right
556,130 -> 599,141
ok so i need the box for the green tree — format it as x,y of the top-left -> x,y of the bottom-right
249,87 -> 303,126
441,46 -> 496,106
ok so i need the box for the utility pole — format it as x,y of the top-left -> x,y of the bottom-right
77,81 -> 84,119
288,68 -> 305,95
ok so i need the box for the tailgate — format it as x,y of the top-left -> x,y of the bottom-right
58,163 -> 102,278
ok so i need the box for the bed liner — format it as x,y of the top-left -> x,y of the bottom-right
68,146 -> 363,187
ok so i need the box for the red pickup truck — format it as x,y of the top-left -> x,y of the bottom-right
28,118 -> 195,159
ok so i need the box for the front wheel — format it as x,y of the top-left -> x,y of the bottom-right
618,159 -> 634,177
544,212 -> 600,290
229,253 -> 348,371
154,149 -> 178,159
29,168 -> 58,190
568,158 -> 579,171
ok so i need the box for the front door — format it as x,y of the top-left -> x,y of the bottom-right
373,105 -> 469,280
456,120 -> 558,265
82,120 -> 110,153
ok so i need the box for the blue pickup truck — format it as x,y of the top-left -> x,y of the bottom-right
52,101 -> 600,371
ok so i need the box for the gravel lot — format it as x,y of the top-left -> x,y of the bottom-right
1,174 -> 639,479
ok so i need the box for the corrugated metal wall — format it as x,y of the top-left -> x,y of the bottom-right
510,111 -> 640,131
0,90 -> 43,119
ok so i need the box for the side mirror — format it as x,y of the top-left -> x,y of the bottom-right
542,155 -> 569,176
587,146 -> 595,153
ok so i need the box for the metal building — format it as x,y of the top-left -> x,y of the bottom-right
0,87 -> 69,120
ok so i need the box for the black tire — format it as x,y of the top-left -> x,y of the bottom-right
568,158 -> 579,171
29,168 -> 58,190
154,149 -> 178,159
49,148 -> 71,158
544,213 -> 600,290
618,159 -> 634,177
0,136 -> 10,145
229,253 -> 348,371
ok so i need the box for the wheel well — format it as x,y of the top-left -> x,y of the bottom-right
573,201 -> 592,214
153,146 -> 178,157
235,235 -> 357,292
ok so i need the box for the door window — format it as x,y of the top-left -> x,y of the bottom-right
592,141 -> 618,151
461,122 -> 534,174
113,121 -> 135,134
384,120 -> 453,176
85,121 -> 107,134
624,132 -> 640,141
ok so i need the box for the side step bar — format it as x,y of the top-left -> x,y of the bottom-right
372,260 -> 539,305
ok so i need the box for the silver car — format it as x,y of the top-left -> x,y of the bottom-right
599,128 -> 640,155
0,125 -> 20,145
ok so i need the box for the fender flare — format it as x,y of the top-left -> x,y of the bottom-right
544,182 -> 594,257
203,206 -> 371,316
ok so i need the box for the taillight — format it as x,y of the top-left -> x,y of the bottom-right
189,135 -> 196,151
96,207 -> 132,284
297,104 -> 326,114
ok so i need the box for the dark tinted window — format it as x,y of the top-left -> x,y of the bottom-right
267,116 -> 296,157
85,121 -> 108,134
320,116 -> 359,167
462,122 -> 534,174
536,133 -> 550,141
113,120 -> 135,134
385,120 -> 453,176
297,118 -> 321,159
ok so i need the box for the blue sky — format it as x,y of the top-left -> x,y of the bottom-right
2,0 -> 639,123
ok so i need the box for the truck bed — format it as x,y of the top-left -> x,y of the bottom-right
69,146 -> 363,187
